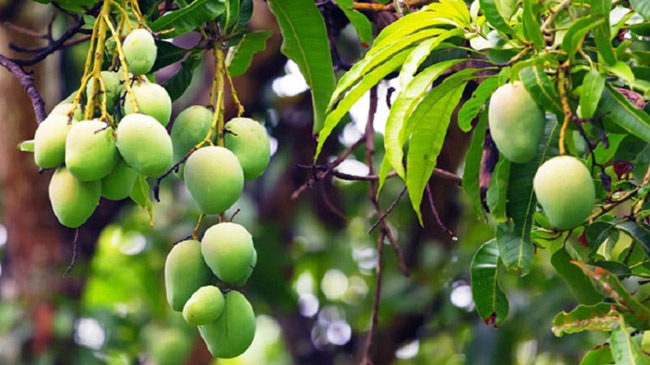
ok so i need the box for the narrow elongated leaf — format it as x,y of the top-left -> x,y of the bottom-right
470,239 -> 509,327
238,0 -> 253,29
151,0 -> 225,38
425,0 -> 471,27
610,315 -> 650,365
522,0 -> 544,47
268,0 -> 335,134
552,303 -> 620,336
163,50 -> 203,101
222,0 -> 240,33
631,0 -> 650,20
598,84 -> 650,143
590,0 -> 616,65
486,157 -> 510,221
580,70 -> 606,119
335,0 -> 373,45
405,76 -> 470,223
463,112 -> 487,216
152,41 -> 189,72
562,15 -> 605,62
458,76 -> 499,132
479,0 -> 513,35
519,66 -> 563,115
226,31 -> 272,77
552,248 -> 602,305
581,345 -> 614,365
371,11 -> 448,52
618,221 -> 650,257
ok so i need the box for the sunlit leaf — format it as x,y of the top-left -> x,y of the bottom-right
335,0 -> 373,45
151,0 -> 225,38
598,84 -> 650,143
610,315 -> 650,365
552,303 -> 620,336
226,31 -> 272,77
580,70 -> 606,119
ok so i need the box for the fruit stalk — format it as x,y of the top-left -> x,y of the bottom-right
557,68 -> 572,155
85,0 -> 112,120
103,12 -> 139,113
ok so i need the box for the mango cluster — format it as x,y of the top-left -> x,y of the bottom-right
488,82 -> 596,230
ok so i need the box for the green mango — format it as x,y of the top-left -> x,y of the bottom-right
50,103 -> 82,121
86,71 -> 120,111
171,105 -> 213,161
225,117 -> 271,180
34,114 -> 74,169
116,113 -> 173,177
101,157 -> 138,200
201,222 -> 256,285
184,146 -> 243,214
234,249 -> 256,286
182,286 -> 225,326
198,291 -> 256,359
123,29 -> 157,75
123,82 -> 172,126
148,327 -> 192,365
48,167 -> 100,228
533,156 -> 595,230
165,240 -> 212,311
65,120 -> 118,181
488,82 -> 545,163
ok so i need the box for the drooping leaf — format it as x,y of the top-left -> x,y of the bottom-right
163,50 -> 203,101
226,31 -> 272,77
479,0 -> 514,35
580,70 -> 606,119
610,315 -> 650,365
551,248 -> 602,305
458,76 -> 499,132
335,0 -> 373,45
130,174 -> 153,227
561,15 -> 605,63
151,41 -> 189,72
371,11 -> 448,52
463,112 -> 488,216
268,0 -> 336,134
580,345 -> 614,365
519,66 -> 563,115
590,0 -> 617,65
522,0 -> 544,48
425,0 -> 471,27
598,84 -> 650,144
552,303 -> 620,336
151,0 -> 226,38
470,239 -> 509,327
631,0 -> 650,20
486,156 -> 510,221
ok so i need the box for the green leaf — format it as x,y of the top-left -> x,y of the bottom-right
580,345 -> 614,365
221,0 -> 240,33
522,0 -> 544,48
631,0 -> 650,20
457,76 -> 499,132
519,66 -> 563,115
552,248 -> 602,305
268,0 -> 335,135
18,139 -> 34,152
335,0 -> 373,45
470,239 -> 509,327
371,11 -> 447,52
618,221 -> 650,257
462,112 -> 487,216
597,84 -> 650,144
238,0 -> 253,29
163,50 -> 203,101
562,15 -> 605,63
607,61 -> 636,85
130,174 -> 153,227
405,75 -> 471,223
552,303 -> 620,336
580,70 -> 606,119
226,31 -> 272,77
486,157 -> 510,221
151,0 -> 226,38
425,0 -> 471,27
151,41 -> 189,72
590,0 -> 616,66
479,0 -> 513,35
610,315 -> 650,365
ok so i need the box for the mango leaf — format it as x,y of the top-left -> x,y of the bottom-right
405,74 -> 471,223
618,221 -> 650,257
425,0 -> 471,27
371,10 -> 448,52
631,0 -> 650,20
590,0 -> 616,66
221,0 -> 240,33
268,0 -> 335,134
18,140 -> 34,152
561,15 -> 605,63
151,0 -> 225,38
610,315 -> 650,365
463,112 -> 487,216
238,0 -> 253,29
486,157 -> 510,221
552,303 -> 620,336
580,345 -> 614,365
580,70 -> 606,119
151,41 -> 189,72
522,0 -> 544,48
574,262 -> 650,328
479,0 -> 513,35
470,239 -> 509,327
226,31 -> 272,77
130,175 -> 153,227
163,50 -> 203,101
458,75 -> 499,132
335,0 -> 373,45
551,248 -> 602,305
519,66 -> 563,115
597,84 -> 650,144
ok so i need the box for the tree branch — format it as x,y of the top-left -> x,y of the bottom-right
0,54 -> 46,122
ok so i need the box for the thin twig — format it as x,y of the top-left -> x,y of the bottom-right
0,55 -> 46,122
425,185 -> 457,239
541,0 -> 573,34
319,180 -> 348,222
63,228 -> 80,277
360,231 -> 385,365
294,164 -> 461,185
369,186 -> 406,233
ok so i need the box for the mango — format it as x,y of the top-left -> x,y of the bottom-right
184,146 -> 243,214
34,115 -> 74,169
48,167 -> 100,228
101,157 -> 138,200
50,103 -> 82,121
148,328 -> 192,365
225,118 -> 271,180
86,71 -> 120,111
65,120 -> 118,181
234,249 -> 256,287
198,291 -> 256,359
116,113 -> 173,176
201,222 -> 256,284
182,286 -> 225,326
533,156 -> 595,230
123,82 -> 172,126
488,82 -> 545,163
171,105 -> 213,160
123,29 -> 157,75
165,240 -> 212,312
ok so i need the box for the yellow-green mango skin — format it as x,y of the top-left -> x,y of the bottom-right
65,120 -> 118,181
116,113 -> 173,177
123,82 -> 172,126
225,118 -> 271,180
184,146 -> 244,214
101,157 -> 138,200
201,222 -> 255,284
182,285 -> 225,326
50,103 -> 82,121
198,291 -> 256,359
86,71 -> 120,111
233,249 -> 256,287
165,240 -> 212,312
48,167 -> 100,228
488,82 -> 545,163
533,156 -> 596,230
34,115 -> 74,169
123,29 -> 157,75
171,105 -> 213,161
148,328 -> 192,365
